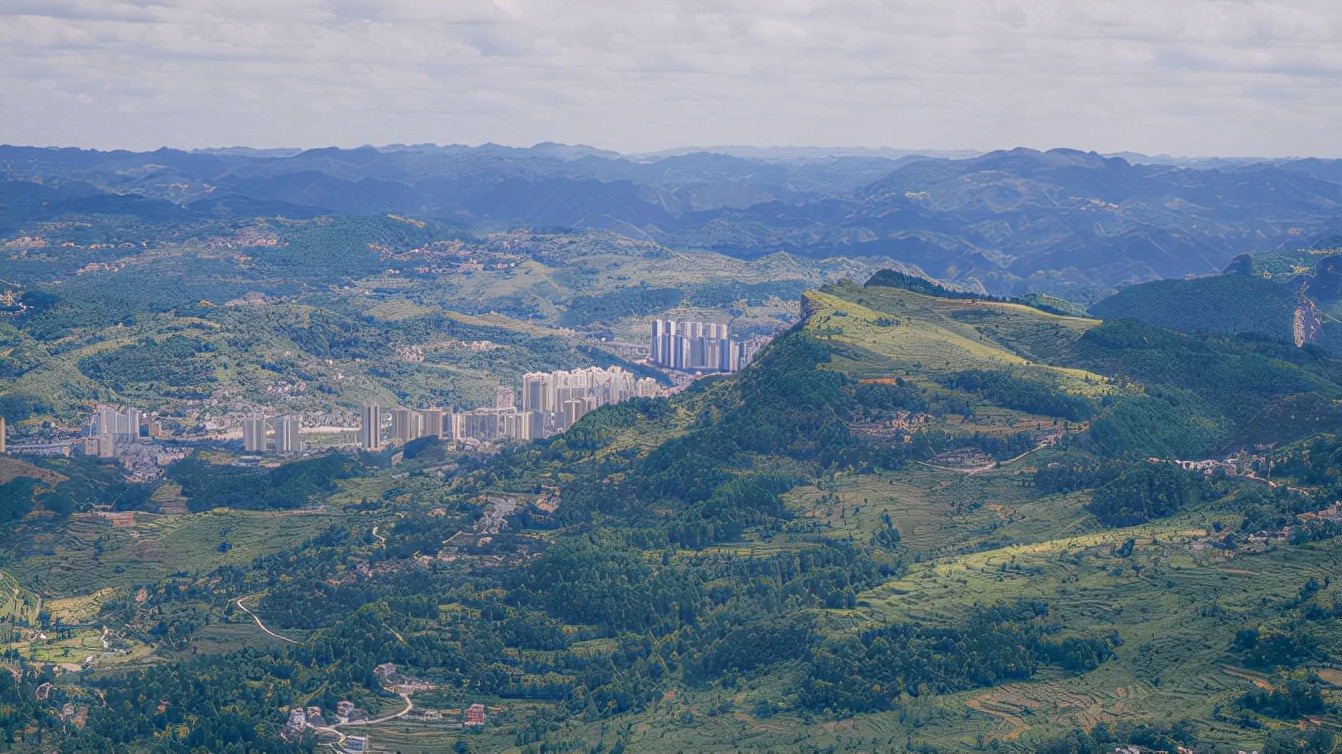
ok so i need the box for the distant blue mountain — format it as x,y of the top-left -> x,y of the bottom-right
2,143 -> 1338,296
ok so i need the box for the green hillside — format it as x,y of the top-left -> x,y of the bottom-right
1089,251 -> 1342,356
1090,274 -> 1300,342
2,273 -> 1342,754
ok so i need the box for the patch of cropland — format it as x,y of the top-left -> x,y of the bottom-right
3,272 -> 1342,753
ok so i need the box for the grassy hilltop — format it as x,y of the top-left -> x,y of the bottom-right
1,270 -> 1342,753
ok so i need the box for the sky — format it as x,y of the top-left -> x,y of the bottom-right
1,0 -> 1339,157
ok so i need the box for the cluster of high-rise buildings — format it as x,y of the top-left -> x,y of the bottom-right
84,405 -> 144,458
241,414 -> 304,454
651,319 -> 758,373
357,366 -> 660,449
454,365 -> 660,444
59,366 -> 664,460
521,366 -> 661,427
356,404 -> 448,451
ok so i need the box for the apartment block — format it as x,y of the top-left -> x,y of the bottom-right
241,415 -> 267,453
360,403 -> 382,451
650,319 -> 745,373
275,415 -> 302,454
421,408 -> 445,439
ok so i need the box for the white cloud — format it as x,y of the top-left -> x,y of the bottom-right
0,0 -> 1338,156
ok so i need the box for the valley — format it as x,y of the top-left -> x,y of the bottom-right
1,148 -> 1341,754
2,254 -> 1342,751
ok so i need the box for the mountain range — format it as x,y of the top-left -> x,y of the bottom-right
4,143 -> 1340,299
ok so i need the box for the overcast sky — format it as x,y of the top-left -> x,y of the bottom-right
1,0 -> 1339,157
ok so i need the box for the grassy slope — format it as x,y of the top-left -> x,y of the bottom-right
4,505 -> 361,597
116,280 -> 1325,753
532,462 -> 1342,754
803,281 -> 1112,394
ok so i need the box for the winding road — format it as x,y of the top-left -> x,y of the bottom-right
913,437 -> 1059,475
341,693 -> 414,727
306,691 -> 414,748
235,588 -> 420,745
234,598 -> 302,645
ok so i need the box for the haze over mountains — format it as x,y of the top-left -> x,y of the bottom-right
5,143 -> 1340,300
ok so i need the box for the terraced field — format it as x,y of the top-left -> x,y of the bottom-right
0,570 -> 41,625
847,498 -> 1342,750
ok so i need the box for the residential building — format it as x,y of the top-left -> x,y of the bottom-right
650,318 -> 671,366
275,415 -> 301,454
522,371 -> 554,413
525,410 -> 547,441
465,703 -> 486,727
635,378 -> 662,399
459,407 -> 510,443
281,708 -> 307,742
0,416 -> 5,454
97,405 -> 142,443
392,408 -> 425,444
360,404 -> 382,450
740,335 -> 769,366
454,367 -> 662,444
241,415 -> 267,453
421,408 -> 445,438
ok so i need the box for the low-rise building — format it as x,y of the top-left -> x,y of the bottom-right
281,707 -> 307,741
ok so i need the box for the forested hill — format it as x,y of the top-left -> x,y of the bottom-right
1090,245 -> 1342,355
4,143 -> 1341,296
4,272 -> 1342,753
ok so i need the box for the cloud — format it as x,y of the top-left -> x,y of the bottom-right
0,0 -> 1338,156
